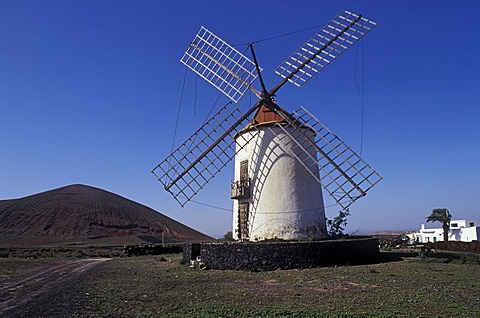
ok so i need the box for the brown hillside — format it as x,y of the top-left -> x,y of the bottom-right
0,184 -> 211,242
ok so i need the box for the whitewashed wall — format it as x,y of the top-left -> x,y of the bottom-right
232,124 -> 327,241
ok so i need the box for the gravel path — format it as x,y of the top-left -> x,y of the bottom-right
0,258 -> 110,317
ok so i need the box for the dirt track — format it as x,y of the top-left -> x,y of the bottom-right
0,258 -> 110,317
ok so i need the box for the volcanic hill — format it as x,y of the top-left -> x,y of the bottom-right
0,184 -> 211,245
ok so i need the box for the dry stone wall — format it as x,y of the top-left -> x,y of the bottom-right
183,238 -> 379,271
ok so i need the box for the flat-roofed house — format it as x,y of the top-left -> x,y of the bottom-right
406,219 -> 479,244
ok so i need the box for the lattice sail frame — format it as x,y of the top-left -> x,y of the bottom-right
152,102 -> 257,207
180,26 -> 261,103
274,10 -> 377,88
269,106 -> 382,211
154,10 -> 381,208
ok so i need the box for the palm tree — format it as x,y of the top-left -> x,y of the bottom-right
426,208 -> 452,242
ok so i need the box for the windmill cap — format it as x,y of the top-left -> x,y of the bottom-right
235,102 -> 315,138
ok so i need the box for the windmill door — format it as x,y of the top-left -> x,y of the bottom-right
240,160 -> 248,184
238,203 -> 249,240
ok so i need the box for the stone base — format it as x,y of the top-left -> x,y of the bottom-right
183,237 -> 380,271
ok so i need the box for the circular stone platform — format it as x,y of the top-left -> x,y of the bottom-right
183,237 -> 380,271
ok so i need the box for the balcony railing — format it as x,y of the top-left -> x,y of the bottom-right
230,178 -> 251,199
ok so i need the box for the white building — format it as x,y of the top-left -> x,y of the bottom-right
407,219 -> 480,244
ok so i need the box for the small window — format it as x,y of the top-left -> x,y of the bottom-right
451,223 -> 458,228
433,237 -> 437,242
469,222 -> 475,227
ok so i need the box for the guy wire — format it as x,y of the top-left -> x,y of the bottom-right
233,22 -> 328,47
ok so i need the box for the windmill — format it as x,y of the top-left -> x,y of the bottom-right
152,10 -> 382,241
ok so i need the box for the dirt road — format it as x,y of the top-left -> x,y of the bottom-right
0,258 -> 110,317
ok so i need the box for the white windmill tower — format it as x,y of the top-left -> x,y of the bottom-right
153,10 -> 382,242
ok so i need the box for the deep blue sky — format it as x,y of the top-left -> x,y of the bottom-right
1,1 -> 479,237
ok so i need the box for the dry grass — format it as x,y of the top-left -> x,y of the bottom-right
1,249 -> 478,317
0,258 -> 59,282
0,246 -> 123,259
70,250 -> 480,317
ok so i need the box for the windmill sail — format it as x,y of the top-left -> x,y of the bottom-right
180,26 -> 262,102
152,102 -> 258,206
272,10 -> 377,92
